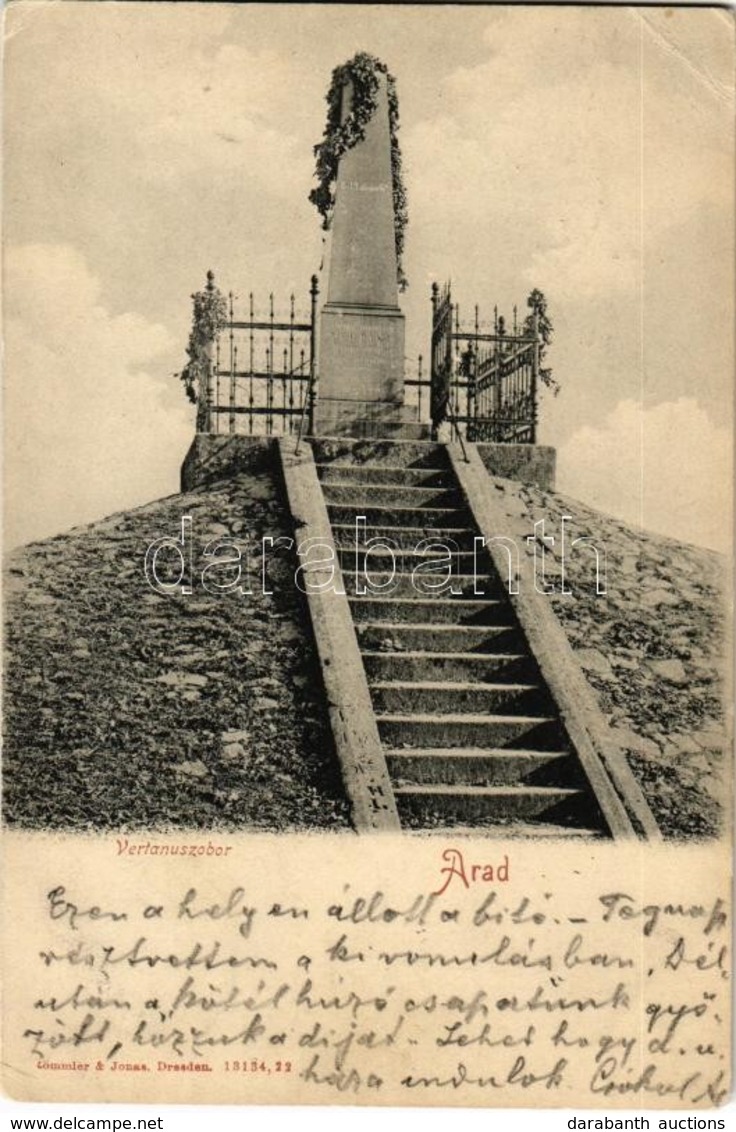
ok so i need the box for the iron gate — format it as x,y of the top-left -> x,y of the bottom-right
427,281 -> 540,443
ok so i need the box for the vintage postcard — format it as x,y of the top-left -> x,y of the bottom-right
2,1 -> 733,1115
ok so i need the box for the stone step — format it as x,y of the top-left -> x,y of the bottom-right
341,571 -> 503,599
371,680 -> 552,715
402,821 -> 605,838
308,439 -> 611,839
376,711 -> 564,749
355,621 -> 522,654
393,784 -> 588,825
338,546 -> 494,573
327,504 -> 472,530
311,437 -> 449,470
321,483 -> 465,509
316,464 -> 455,488
331,523 -> 482,551
362,650 -> 537,683
385,747 -> 576,787
350,596 -> 506,626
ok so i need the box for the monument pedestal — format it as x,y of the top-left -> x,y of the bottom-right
316,303 -> 405,435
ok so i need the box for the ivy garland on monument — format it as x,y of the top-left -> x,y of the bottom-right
522,288 -> 558,394
310,52 -> 409,291
179,272 -> 228,427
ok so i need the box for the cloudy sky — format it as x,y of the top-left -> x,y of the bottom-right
4,3 -> 734,550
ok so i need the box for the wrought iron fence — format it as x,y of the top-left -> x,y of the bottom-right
419,281 -> 540,444
182,272 -> 540,444
185,272 -> 319,437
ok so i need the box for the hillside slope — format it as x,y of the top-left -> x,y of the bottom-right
489,474 -> 730,838
4,454 -> 730,838
3,451 -> 350,832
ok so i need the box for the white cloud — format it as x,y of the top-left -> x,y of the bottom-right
3,8 -> 732,550
557,398 -> 732,552
402,5 -> 731,329
4,244 -> 192,549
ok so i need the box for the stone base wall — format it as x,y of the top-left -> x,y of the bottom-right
181,435 -> 277,491
476,443 -> 556,491
182,435 -> 557,491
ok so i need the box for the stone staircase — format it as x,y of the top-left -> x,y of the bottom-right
312,437 -> 611,837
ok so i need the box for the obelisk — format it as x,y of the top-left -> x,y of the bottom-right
315,71 -> 406,435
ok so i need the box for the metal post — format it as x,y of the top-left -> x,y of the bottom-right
228,292 -> 235,435
288,293 -> 296,432
451,303 -> 460,443
248,291 -> 255,435
493,305 -> 501,439
429,284 -> 439,440
267,293 -> 275,435
202,270 -> 216,434
531,308 -> 540,445
308,273 -> 319,437
214,335 -> 221,436
468,304 -> 479,437
296,274 -> 319,455
445,399 -> 469,464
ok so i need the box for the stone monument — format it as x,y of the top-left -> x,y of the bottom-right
314,60 -> 408,436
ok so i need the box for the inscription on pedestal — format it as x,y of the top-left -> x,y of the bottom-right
319,308 -> 405,405
343,181 -> 391,193
331,324 -> 392,360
